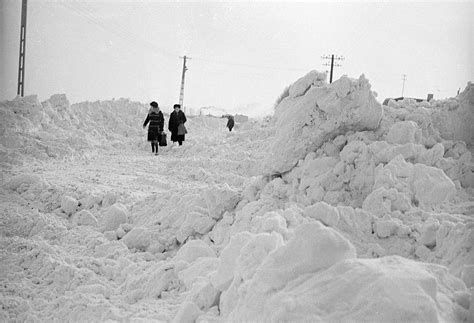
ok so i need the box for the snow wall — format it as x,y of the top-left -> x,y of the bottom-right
0,95 -> 149,168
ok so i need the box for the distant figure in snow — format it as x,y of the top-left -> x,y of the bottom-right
168,104 -> 187,146
226,115 -> 235,132
143,101 -> 164,155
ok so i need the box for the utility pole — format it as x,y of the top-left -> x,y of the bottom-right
17,0 -> 28,96
401,74 -> 407,97
322,54 -> 344,83
179,55 -> 190,113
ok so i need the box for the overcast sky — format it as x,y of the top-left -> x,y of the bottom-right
1,0 -> 472,116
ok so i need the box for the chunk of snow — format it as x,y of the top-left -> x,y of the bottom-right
266,74 -> 382,174
101,203 -> 128,232
412,164 -> 456,207
60,195 -> 78,216
253,222 -> 356,292
177,257 -> 220,290
121,226 -> 163,252
4,174 -> 42,191
211,232 -> 253,291
386,120 -> 422,144
186,278 -> 219,311
374,218 -> 400,238
303,202 -> 340,227
227,256 -> 468,322
71,210 -> 97,226
174,239 -> 216,264
288,70 -> 326,98
172,301 -> 202,323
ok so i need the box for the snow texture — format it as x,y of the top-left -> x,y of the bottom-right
0,77 -> 473,322
266,72 -> 383,174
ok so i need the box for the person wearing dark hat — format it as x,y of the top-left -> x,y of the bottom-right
143,101 -> 164,155
168,104 -> 187,146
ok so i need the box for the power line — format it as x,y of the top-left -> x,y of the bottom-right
71,1 -> 178,58
190,64 -> 302,80
58,1 -> 323,101
61,2 -> 315,76
192,56 -> 308,72
78,1 -> 181,59
61,1 -> 179,59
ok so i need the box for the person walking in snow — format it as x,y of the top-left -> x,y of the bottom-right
143,101 -> 164,155
168,104 -> 187,146
226,115 -> 235,132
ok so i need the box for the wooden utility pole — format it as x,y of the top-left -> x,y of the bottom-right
17,0 -> 28,96
401,74 -> 407,97
179,55 -> 190,113
322,54 -> 344,83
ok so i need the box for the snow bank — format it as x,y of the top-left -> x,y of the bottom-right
265,72 -> 383,174
382,82 -> 474,148
229,255 -> 469,322
202,218 -> 469,322
1,73 -> 472,322
0,95 -> 148,166
239,75 -> 473,279
184,73 -> 472,322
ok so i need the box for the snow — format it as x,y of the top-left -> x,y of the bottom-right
386,120 -> 422,144
71,210 -> 98,226
303,201 -> 340,227
100,203 -> 129,232
174,239 -> 216,264
267,73 -> 383,174
228,255 -> 469,322
0,75 -> 473,322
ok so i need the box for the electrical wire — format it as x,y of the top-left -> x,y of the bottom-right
60,1 -> 312,77
61,1 -> 180,60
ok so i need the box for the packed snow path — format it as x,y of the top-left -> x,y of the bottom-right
1,112 -> 271,321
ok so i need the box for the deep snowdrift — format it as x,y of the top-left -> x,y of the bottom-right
0,75 -> 472,322
0,95 -> 149,169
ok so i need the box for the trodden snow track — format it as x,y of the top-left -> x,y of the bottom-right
0,116 -> 270,321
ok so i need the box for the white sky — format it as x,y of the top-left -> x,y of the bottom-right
1,0 -> 472,116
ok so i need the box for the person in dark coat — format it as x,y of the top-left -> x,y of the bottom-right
143,101 -> 164,155
226,115 -> 235,132
168,104 -> 187,146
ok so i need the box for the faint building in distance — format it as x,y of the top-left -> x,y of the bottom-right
382,94 -> 434,106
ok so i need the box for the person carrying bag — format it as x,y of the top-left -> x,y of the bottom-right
143,101 -> 164,155
168,103 -> 187,146
177,122 -> 187,135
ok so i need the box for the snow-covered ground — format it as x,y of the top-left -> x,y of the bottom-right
1,72 -> 473,322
